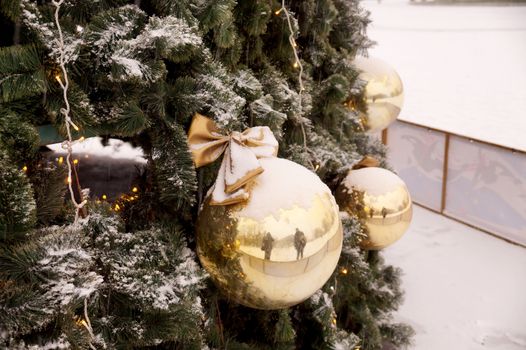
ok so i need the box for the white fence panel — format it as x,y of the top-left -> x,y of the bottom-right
444,136 -> 526,245
387,121 -> 445,212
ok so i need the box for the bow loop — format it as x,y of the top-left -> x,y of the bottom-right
188,113 -> 278,205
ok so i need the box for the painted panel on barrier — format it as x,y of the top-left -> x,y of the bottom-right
444,136 -> 526,245
387,121 -> 445,211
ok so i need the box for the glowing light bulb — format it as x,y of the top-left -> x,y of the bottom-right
293,61 -> 299,69
132,187 -> 138,193
73,159 -> 79,165
22,165 -> 28,172
341,268 -> 348,275
114,204 -> 121,211
67,176 -> 72,184
58,156 -> 64,165
55,75 -> 62,83
275,9 -> 282,15
74,316 -> 87,327
102,194 -> 107,200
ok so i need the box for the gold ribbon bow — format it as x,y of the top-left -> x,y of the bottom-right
188,113 -> 279,205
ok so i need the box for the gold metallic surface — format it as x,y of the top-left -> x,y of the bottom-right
196,160 -> 343,310
354,56 -> 404,133
353,155 -> 380,170
336,167 -> 412,250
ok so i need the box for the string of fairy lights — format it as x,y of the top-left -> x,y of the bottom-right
52,0 -> 87,224
275,0 -> 312,165
51,1 -> 95,347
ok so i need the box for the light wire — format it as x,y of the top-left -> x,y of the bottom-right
52,0 -> 87,223
51,2 -> 94,346
278,0 -> 309,152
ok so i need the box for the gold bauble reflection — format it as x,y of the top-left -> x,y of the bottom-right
196,158 -> 343,310
353,56 -> 404,133
336,167 -> 412,250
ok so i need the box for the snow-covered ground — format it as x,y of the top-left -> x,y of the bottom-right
383,205 -> 526,350
362,3 -> 526,347
362,0 -> 526,151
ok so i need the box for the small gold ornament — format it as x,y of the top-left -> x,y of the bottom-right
336,167 -> 412,250
353,56 -> 404,133
196,157 -> 343,309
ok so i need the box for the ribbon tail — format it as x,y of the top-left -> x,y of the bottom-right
224,139 -> 263,194
210,151 -> 250,206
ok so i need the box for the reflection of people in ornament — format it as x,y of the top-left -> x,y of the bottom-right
294,229 -> 307,260
381,207 -> 388,219
369,208 -> 375,218
261,232 -> 274,260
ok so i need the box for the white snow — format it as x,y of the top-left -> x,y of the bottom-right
238,157 -> 333,220
110,55 -> 146,78
130,16 -> 203,49
195,73 -> 247,128
362,0 -> 526,151
48,137 -> 147,163
343,167 -> 406,196
25,336 -> 70,350
233,69 -> 263,96
209,125 -> 279,201
382,205 -> 526,350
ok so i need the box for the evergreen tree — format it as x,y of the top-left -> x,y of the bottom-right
0,0 -> 413,349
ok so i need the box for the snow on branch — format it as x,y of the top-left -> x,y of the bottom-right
37,226 -> 103,309
90,218 -> 205,311
20,0 -> 82,65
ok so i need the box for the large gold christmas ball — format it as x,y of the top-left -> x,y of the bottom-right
336,167 -> 412,250
196,157 -> 342,310
354,56 -> 404,133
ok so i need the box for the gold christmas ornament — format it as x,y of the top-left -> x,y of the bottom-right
336,167 -> 412,250
353,56 -> 404,133
196,157 -> 343,309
